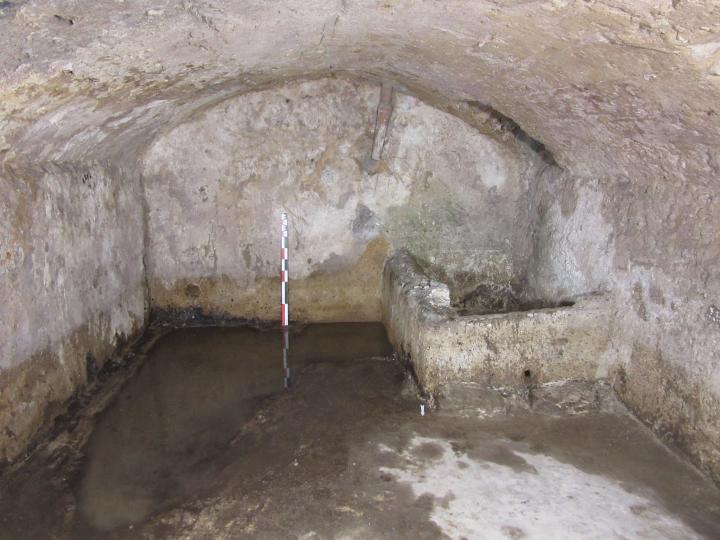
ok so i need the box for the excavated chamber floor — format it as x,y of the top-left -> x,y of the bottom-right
1,322 -> 719,539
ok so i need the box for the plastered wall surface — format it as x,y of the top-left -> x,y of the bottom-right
0,163 -> 146,461
142,78 -> 542,321
529,170 -> 720,483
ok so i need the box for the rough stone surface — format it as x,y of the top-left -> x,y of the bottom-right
2,324 -> 719,539
382,251 -> 614,396
0,162 -> 146,462
142,78 -> 541,321
0,0 -> 718,487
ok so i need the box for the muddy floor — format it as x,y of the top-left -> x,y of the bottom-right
1,322 -> 720,539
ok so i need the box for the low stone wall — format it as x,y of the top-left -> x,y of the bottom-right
381,251 -> 614,397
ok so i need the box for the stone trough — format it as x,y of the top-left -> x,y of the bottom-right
381,250 -> 614,398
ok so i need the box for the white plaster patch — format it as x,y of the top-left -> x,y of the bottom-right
689,41 -> 720,61
426,281 -> 451,307
379,436 -> 700,540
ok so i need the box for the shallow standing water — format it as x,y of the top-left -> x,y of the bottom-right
78,323 -> 393,532
1,322 -> 720,539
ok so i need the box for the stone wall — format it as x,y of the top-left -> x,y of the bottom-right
527,165 -> 720,484
0,162 -> 146,461
142,78 -> 544,322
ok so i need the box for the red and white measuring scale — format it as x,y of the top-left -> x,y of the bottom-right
280,212 -> 289,327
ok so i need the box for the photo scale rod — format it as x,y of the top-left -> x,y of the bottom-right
281,212 -> 290,387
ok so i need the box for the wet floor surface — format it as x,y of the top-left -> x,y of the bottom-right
1,322 -> 720,539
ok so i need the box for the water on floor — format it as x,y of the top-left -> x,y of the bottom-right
77,323 -> 392,532
1,322 -> 720,539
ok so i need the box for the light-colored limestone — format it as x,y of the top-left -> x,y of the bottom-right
142,79 -> 539,320
0,161 -> 145,460
382,250 -> 614,396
